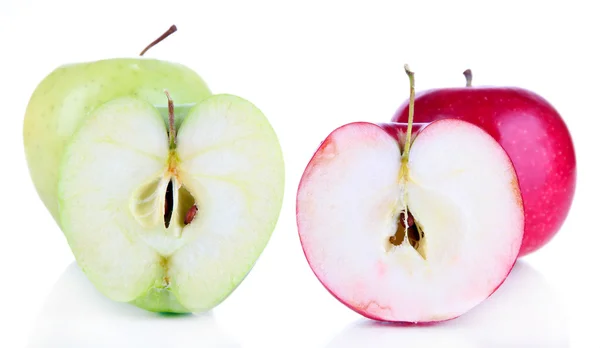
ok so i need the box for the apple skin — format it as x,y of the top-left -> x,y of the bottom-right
23,58 -> 211,224
392,87 -> 576,257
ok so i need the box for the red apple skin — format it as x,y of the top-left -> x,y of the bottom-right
392,87 -> 576,257
297,121 -> 521,323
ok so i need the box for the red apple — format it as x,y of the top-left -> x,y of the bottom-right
296,67 -> 524,322
392,70 -> 576,257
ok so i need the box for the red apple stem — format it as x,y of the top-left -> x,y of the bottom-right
402,64 -> 415,160
140,25 -> 178,56
164,90 -> 176,148
463,69 -> 473,87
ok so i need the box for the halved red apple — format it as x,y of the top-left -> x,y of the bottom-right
296,67 -> 524,323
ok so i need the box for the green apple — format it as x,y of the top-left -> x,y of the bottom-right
23,27 -> 285,313
24,57 -> 212,223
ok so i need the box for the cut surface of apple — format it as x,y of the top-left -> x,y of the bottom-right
296,120 -> 524,322
58,94 -> 284,313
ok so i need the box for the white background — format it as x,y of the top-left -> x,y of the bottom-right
1,0 -> 598,347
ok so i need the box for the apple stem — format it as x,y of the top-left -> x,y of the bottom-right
139,25 -> 178,56
164,90 -> 176,148
402,64 -> 415,160
463,69 -> 473,87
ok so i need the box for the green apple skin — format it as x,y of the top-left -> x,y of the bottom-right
23,58 -> 212,224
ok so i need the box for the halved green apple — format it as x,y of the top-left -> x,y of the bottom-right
57,94 -> 284,312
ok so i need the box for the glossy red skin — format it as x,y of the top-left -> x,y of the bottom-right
393,87 -> 576,256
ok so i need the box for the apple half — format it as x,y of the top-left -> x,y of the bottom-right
57,94 -> 285,313
296,119 -> 524,322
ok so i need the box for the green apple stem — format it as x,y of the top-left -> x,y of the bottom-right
463,69 -> 473,87
402,64 -> 415,162
139,25 -> 178,56
164,90 -> 176,149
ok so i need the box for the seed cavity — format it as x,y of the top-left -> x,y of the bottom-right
177,185 -> 197,226
132,176 -> 198,233
389,209 -> 426,259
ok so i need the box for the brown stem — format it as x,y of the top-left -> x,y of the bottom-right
140,25 -> 178,56
463,69 -> 473,87
164,90 -> 176,148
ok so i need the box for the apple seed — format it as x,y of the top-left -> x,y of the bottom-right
184,205 -> 198,225
164,179 -> 174,228
389,210 -> 424,253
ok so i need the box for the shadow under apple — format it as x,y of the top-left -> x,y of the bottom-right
27,262 -> 240,348
326,261 -> 569,348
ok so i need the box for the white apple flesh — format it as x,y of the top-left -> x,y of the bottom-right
58,94 -> 284,312
296,119 -> 524,322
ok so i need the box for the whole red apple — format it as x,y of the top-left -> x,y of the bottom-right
392,71 -> 576,257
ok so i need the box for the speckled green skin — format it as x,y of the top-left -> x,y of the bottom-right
23,58 -> 211,224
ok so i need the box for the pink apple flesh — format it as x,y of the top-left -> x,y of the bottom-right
393,87 -> 576,256
296,119 -> 524,323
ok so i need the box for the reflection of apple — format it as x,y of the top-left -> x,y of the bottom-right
297,66 -> 524,322
392,70 -> 576,256
23,26 -> 285,313
325,261 -> 569,348
28,263 -> 240,348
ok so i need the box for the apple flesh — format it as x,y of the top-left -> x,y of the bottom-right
57,94 -> 284,312
23,58 -> 212,224
392,86 -> 576,256
296,120 -> 524,322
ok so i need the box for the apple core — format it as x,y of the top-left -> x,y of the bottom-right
129,92 -> 201,236
388,210 -> 426,259
386,66 -> 428,260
